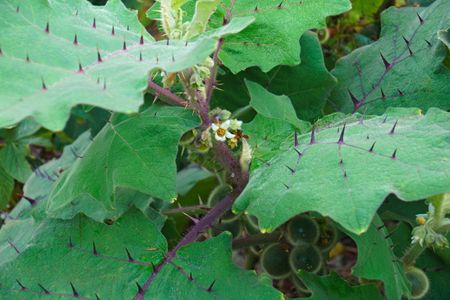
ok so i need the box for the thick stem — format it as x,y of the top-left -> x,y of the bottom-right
402,243 -> 425,266
147,79 -> 188,107
134,189 -> 243,300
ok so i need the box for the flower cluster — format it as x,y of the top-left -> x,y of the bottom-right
209,109 -> 244,149
411,205 -> 449,249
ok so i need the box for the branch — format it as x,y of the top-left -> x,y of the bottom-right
205,0 -> 237,104
147,79 -> 188,107
134,189 -> 244,300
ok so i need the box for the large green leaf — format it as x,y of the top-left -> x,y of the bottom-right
0,0 -> 247,131
345,215 -> 410,300
0,143 -> 32,183
234,108 -> 450,234
298,271 -> 383,300
218,0 -> 351,73
0,211 -> 281,299
213,32 -> 336,121
46,105 -> 200,222
329,0 -> 450,114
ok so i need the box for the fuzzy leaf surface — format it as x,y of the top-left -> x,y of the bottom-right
218,0 -> 351,73
234,108 -> 450,234
46,105 -> 200,222
329,0 -> 450,114
0,0 -> 240,130
0,213 -> 281,299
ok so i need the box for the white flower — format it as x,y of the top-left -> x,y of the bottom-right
229,119 -> 243,131
211,120 -> 235,142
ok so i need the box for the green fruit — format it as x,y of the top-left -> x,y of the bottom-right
289,243 -> 323,274
315,218 -> 338,252
261,243 -> 291,279
405,266 -> 430,299
287,215 -> 320,245
291,275 -> 311,294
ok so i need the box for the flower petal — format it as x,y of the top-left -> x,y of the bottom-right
215,133 -> 226,141
211,123 -> 219,131
221,120 -> 231,129
225,132 -> 235,139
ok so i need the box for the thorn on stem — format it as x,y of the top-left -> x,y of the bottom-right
338,123 -> 346,144
417,13 -> 424,24
38,283 -> 50,294
391,149 -> 397,159
348,89 -> 361,110
125,248 -> 134,262
44,22 -> 49,33
16,279 -> 26,290
380,52 -> 390,69
70,282 -> 79,297
136,282 -> 144,294
73,34 -> 78,45
207,280 -> 216,292
92,241 -> 98,256
92,18 -> 96,28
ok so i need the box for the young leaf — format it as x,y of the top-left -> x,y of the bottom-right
0,0 -> 234,131
344,215 -> 411,300
46,105 -> 200,222
218,0 -> 352,73
213,32 -> 336,121
330,0 -> 450,114
234,108 -> 450,234
185,0 -> 221,39
298,271 -> 383,300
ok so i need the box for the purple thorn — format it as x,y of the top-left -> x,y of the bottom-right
391,149 -> 397,159
103,80 -> 107,90
123,40 -> 127,51
339,159 -> 343,165
127,25 -> 130,31
382,115 -> 388,123
343,171 -> 347,178
389,120 -> 398,135
338,124 -> 346,144
309,127 -> 316,144
207,280 -> 216,292
96,294 -> 101,300
377,224 -> 385,230
182,213 -> 199,224
166,39 -> 170,46
156,56 -> 159,64
417,13 -> 424,24
92,17 -> 96,28
283,183 -> 290,190
136,282 -> 144,294
70,282 -> 79,297
254,5 -> 259,12
293,147 -> 303,158
139,51 -> 143,62
125,248 -> 134,262
78,62 -> 83,73
369,142 -> 376,152
16,279 -> 27,290
294,131 -> 298,147
68,237 -> 74,248
38,283 -> 50,294
8,240 -> 20,254
26,53 -> 30,62
402,35 -> 410,45
97,49 -> 102,63
16,6 -> 20,13
348,89 -> 361,110
380,52 -> 390,69
285,165 -> 295,174
44,22 -> 49,33
185,41 -> 188,47
42,79 -> 47,91
397,89 -> 404,96
381,88 -> 386,99
23,195 -> 37,206
92,241 -> 98,256
278,1 -> 284,8
189,273 -> 193,281
172,53 -> 175,62
425,39 -> 432,47
140,35 -> 144,45
73,34 -> 78,45
111,25 -> 115,35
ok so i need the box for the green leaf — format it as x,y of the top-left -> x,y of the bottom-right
213,32 -> 336,121
186,0 -> 221,39
0,209 -> 167,299
0,212 -> 281,299
246,80 -> 306,130
298,271 -> 383,300
0,143 -> 31,183
176,165 -> 213,196
347,0 -> 384,22
0,0 -> 227,131
345,215 -> 410,300
0,165 -> 14,209
234,108 -> 450,234
329,0 -> 450,114
9,131 -> 92,221
219,0 -> 351,73
46,105 -> 200,222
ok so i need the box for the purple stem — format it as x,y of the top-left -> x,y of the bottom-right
147,79 -> 188,107
133,189 -> 244,300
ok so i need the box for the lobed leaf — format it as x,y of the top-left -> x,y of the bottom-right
329,0 -> 450,114
234,108 -> 450,234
